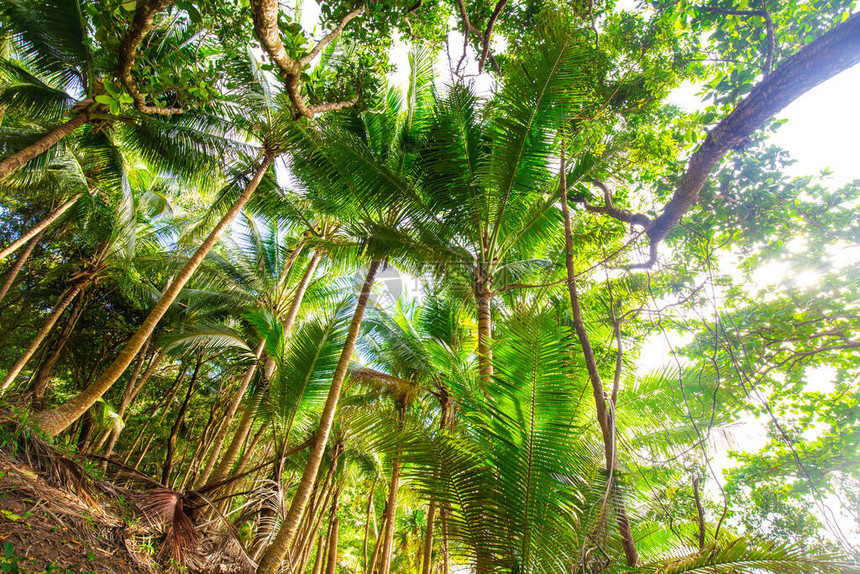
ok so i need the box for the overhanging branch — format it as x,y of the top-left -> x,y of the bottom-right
644,12 -> 860,264
577,179 -> 652,229
117,0 -> 185,116
250,0 -> 364,119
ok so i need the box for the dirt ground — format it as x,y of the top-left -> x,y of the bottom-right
0,457 -> 157,573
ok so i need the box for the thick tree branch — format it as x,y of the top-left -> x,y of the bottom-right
117,0 -> 185,116
645,13 -> 860,261
577,179 -> 652,229
478,0 -> 507,72
250,0 -> 364,119
300,6 -> 365,67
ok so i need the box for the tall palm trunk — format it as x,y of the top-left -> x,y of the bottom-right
377,450 -> 403,574
558,151 -> 637,567
30,288 -> 89,402
0,113 -> 91,182
474,268 -> 493,383
295,459 -> 341,570
37,155 -> 274,437
195,340 -> 265,487
0,230 -> 44,306
440,509 -> 450,574
310,534 -> 325,574
101,345 -> 166,460
257,259 -> 381,574
162,356 -> 203,486
363,477 -> 378,574
367,508 -> 388,574
281,250 -> 322,334
94,343 -> 155,456
0,195 -> 81,260
119,367 -> 183,467
207,357 -> 274,492
203,251 -> 319,487
1,282 -> 84,392
421,397 -> 449,574
325,516 -> 339,574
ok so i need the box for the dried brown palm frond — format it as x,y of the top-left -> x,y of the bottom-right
0,416 -> 104,510
134,488 -> 199,565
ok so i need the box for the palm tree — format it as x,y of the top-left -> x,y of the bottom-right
255,47 -> 439,572
0,131 -> 153,394
400,18 -> 590,384
34,49 -> 287,435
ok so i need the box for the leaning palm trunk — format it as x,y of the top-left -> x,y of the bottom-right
162,356 -> 203,485
37,155 -> 274,437
0,113 -> 92,182
257,259 -> 382,574
363,477 -> 378,574
1,282 -> 84,392
206,357 -> 274,491
202,252 -> 319,487
367,509 -> 388,574
558,150 -> 638,567
0,230 -> 45,306
101,346 -> 166,461
310,534 -> 325,574
325,516 -> 339,574
0,194 -> 81,260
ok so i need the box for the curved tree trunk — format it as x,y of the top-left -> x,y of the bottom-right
559,150 -> 638,567
0,230 -> 45,306
257,259 -> 381,574
37,155 -> 274,437
0,195 -> 81,261
0,114 -> 91,182
1,282 -> 83,393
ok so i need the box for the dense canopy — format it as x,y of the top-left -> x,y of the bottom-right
0,0 -> 858,572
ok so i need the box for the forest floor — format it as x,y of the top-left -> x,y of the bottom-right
0,419 -> 251,574
0,455 -> 157,573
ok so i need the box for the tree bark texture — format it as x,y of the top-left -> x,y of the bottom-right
256,259 -> 381,574
37,155 -> 273,437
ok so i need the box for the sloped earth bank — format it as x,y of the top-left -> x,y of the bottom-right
0,419 -> 252,573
